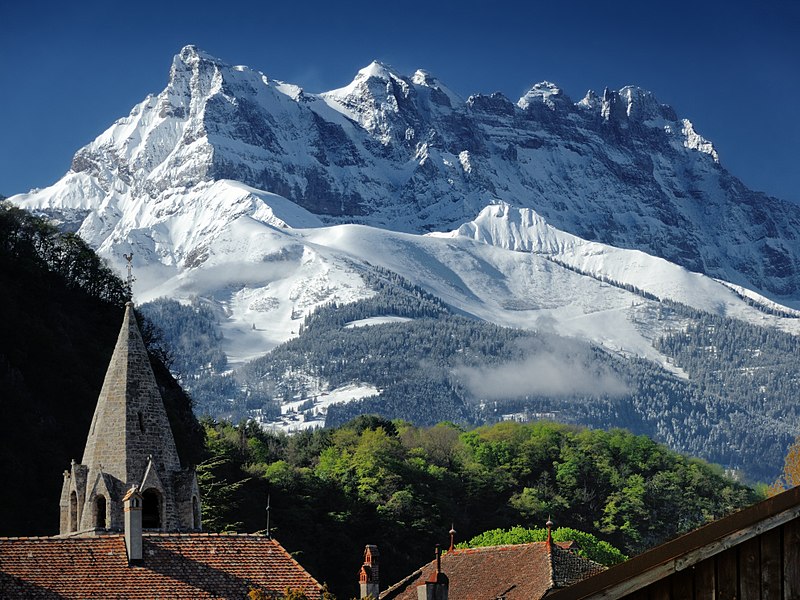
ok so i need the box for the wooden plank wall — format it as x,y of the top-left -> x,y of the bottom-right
621,518 -> 800,600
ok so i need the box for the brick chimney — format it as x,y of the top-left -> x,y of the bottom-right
417,545 -> 448,600
123,485 -> 143,565
359,544 -> 380,598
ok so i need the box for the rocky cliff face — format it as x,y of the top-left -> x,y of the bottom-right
11,45 -> 800,301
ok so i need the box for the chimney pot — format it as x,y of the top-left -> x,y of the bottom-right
123,486 -> 143,564
418,546 -> 448,600
359,544 -> 380,598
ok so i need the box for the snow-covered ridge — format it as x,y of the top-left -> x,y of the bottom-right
438,204 -> 796,322
133,186 -> 799,370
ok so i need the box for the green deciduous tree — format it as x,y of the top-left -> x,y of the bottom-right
458,525 -> 626,566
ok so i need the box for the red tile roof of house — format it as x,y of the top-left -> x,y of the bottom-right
380,541 -> 605,600
0,533 -> 323,599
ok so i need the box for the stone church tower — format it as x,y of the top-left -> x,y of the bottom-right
59,302 -> 201,535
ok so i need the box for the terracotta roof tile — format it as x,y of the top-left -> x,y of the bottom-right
380,542 -> 604,600
0,533 -> 322,599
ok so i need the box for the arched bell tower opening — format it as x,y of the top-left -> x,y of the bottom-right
69,491 -> 78,532
94,496 -> 107,529
142,489 -> 162,529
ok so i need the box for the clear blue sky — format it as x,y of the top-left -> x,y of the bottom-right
1,0 -> 798,203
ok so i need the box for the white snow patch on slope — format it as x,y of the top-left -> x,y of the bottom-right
345,316 -> 414,328
258,383 -> 380,433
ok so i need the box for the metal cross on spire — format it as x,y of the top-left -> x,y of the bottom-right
123,252 -> 135,296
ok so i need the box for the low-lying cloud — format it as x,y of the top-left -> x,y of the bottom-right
453,343 -> 630,400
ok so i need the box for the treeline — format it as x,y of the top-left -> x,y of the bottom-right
0,203 -> 129,305
543,255 -> 661,302
197,417 -> 758,599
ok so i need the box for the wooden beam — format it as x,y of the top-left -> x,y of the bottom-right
738,537 -> 759,600
784,519 -> 800,600
759,528 -> 781,600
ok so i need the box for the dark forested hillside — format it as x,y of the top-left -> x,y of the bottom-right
234,292 -> 796,481
656,306 -> 800,424
138,297 -> 227,378
0,204 -> 204,536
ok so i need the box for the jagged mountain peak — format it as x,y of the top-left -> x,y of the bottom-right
324,59 -> 412,104
580,85 -> 679,125
168,45 -> 231,88
517,81 -> 572,111
355,60 -> 404,82
176,44 -> 224,65
616,85 -> 677,122
411,69 -> 437,86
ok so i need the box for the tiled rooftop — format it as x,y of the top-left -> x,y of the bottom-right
0,533 -> 322,599
380,541 -> 605,600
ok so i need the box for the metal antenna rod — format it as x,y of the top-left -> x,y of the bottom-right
266,493 -> 271,539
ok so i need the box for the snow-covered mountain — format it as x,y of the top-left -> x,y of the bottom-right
8,45 -> 800,376
10,45 -> 800,479
12,45 -> 800,304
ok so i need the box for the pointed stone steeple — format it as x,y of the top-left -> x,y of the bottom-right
59,303 -> 201,535
81,302 -> 181,482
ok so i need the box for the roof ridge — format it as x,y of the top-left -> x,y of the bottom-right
379,567 -> 425,599
141,532 -> 274,538
547,534 -> 557,590
0,536 -> 66,541
450,541 -> 550,553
